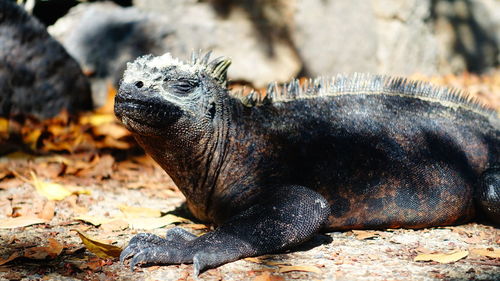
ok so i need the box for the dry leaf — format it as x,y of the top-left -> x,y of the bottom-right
0,252 -> 20,266
23,129 -> 42,150
74,214 -> 114,226
100,219 -> 129,232
0,216 -> 47,229
24,238 -> 64,260
127,214 -> 190,230
183,223 -> 209,230
31,172 -> 71,200
254,271 -> 285,281
245,257 -> 263,263
72,229 -> 122,259
278,265 -> 322,274
0,117 -> 8,135
38,200 -> 55,221
352,230 -> 379,240
470,248 -> 500,258
74,154 -> 114,178
414,250 -> 469,263
31,172 -> 90,200
119,204 -> 162,218
98,136 -> 132,150
265,261 -> 289,266
92,122 -> 130,139
79,114 -> 116,127
95,83 -> 117,114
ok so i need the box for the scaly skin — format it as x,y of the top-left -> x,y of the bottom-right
114,52 -> 500,275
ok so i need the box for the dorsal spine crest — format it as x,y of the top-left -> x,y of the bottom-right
231,73 -> 495,118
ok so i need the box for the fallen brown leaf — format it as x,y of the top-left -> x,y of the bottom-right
470,248 -> 500,258
278,265 -> 322,274
119,204 -> 162,218
183,223 -> 209,230
95,83 -> 117,114
0,238 -> 64,265
100,219 -> 129,232
24,238 -> 64,259
38,200 -> 55,221
75,154 -> 114,179
128,214 -> 190,230
72,229 -> 122,259
245,257 -> 263,263
414,250 -> 469,263
74,214 -> 113,226
0,252 -> 20,266
0,216 -> 47,229
92,122 -> 130,139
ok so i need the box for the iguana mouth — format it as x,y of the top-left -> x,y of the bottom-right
114,94 -> 183,129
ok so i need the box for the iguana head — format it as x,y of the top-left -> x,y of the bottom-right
114,52 -> 231,137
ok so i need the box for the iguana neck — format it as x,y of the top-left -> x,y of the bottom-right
133,98 -> 235,222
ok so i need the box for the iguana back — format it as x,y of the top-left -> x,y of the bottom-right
230,74 -> 499,229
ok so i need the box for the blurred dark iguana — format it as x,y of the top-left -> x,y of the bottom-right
114,52 -> 500,276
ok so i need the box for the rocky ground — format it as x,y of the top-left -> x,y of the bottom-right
0,157 -> 498,281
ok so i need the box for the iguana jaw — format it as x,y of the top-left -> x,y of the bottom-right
114,85 -> 184,136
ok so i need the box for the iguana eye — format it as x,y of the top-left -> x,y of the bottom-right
169,79 -> 198,95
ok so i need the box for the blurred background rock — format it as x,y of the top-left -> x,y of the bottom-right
6,0 -> 500,110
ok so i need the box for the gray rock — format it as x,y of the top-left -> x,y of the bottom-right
293,0 -> 439,77
432,0 -> 500,73
293,0 -> 499,77
49,2 -> 169,106
0,0 -> 92,119
292,0 -> 379,77
50,1 -> 301,106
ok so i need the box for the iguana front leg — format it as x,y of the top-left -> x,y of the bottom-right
120,186 -> 330,275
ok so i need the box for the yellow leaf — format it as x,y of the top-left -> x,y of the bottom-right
74,214 -> 114,226
244,257 -> 263,263
118,204 -> 162,218
79,114 -> 116,126
127,214 -> 190,230
0,216 -> 47,229
31,172 -> 90,200
92,122 -> 130,139
470,248 -> 500,258
183,223 -> 209,230
0,118 -> 8,134
414,250 -> 469,263
72,229 -> 122,259
24,129 -> 42,150
32,177 -> 71,200
278,265 -> 322,274
5,151 -> 33,159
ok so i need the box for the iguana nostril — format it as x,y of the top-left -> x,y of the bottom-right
135,81 -> 144,88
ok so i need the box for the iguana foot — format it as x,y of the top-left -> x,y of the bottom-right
477,164 -> 500,224
120,230 -> 195,271
120,185 -> 330,275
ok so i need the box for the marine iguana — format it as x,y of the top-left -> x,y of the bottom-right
114,51 -> 500,275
